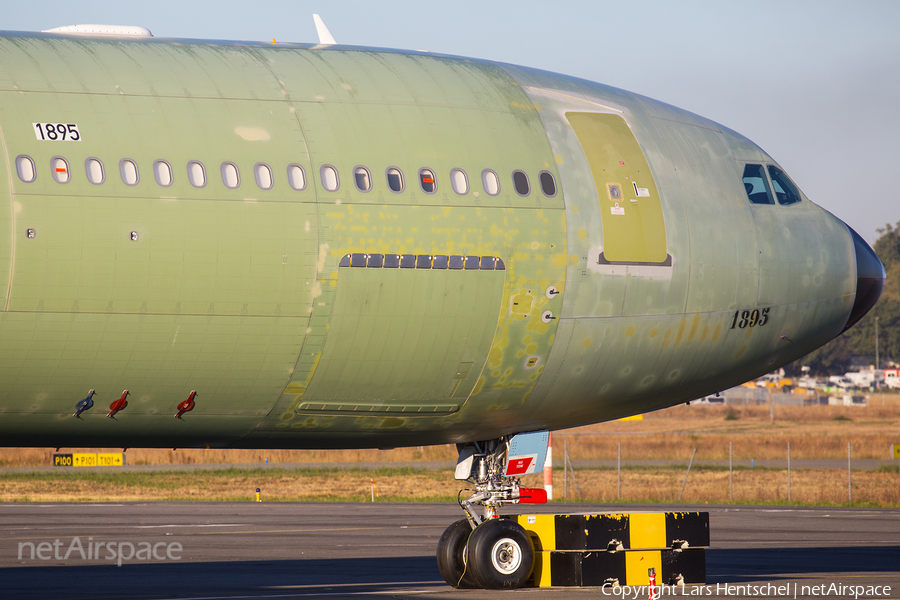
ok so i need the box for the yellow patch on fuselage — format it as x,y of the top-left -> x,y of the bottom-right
234,126 -> 271,141
688,314 -> 700,341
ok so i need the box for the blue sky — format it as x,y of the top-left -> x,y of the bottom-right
5,0 -> 898,243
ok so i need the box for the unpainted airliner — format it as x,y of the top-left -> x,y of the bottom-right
0,21 -> 884,588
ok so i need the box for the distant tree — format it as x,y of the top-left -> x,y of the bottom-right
874,220 -> 900,269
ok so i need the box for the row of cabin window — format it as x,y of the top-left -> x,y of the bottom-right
353,166 -> 557,198
14,155 -> 306,191
13,154 -> 558,198
340,253 -> 505,270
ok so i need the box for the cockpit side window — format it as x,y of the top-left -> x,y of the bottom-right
742,164 -> 774,205
767,165 -> 802,205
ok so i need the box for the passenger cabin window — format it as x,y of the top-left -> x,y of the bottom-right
321,165 -> 339,191
120,159 -> 139,185
221,162 -> 240,189
539,171 -> 557,197
85,158 -> 104,184
16,155 -> 35,182
768,166 -> 802,205
154,160 -> 173,186
512,170 -> 530,196
386,167 -> 404,192
188,161 -> 206,187
419,168 -> 436,193
354,166 -> 372,192
400,254 -> 416,268
287,164 -> 306,190
482,169 -> 500,195
450,169 -> 468,194
742,164 -> 773,204
255,163 -> 273,190
51,157 -> 70,183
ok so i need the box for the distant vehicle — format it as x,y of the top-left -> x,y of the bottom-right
883,369 -> 900,389
843,370 -> 884,389
693,395 -> 725,405
755,373 -> 792,388
828,375 -> 855,389
795,375 -> 818,389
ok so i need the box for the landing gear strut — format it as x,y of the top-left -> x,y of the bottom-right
436,436 -> 546,589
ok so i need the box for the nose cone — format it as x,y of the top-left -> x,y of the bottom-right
842,226 -> 886,333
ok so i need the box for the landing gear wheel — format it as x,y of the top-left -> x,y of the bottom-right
436,519 -> 478,588
467,518 -> 534,589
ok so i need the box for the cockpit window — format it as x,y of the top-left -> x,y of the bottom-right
742,164 -> 774,205
767,166 -> 802,205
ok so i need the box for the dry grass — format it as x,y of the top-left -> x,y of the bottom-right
2,466 -> 897,507
557,398 -> 900,461
0,468 -> 458,503
551,466 -> 900,506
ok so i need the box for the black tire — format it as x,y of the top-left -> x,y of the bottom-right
436,519 -> 478,588
467,518 -> 534,589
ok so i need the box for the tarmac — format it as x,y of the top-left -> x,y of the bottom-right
1,501 -> 898,600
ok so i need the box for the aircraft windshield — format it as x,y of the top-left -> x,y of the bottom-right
742,164 -> 774,204
768,165 -> 802,205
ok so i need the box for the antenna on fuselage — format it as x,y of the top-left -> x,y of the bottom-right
313,14 -> 336,45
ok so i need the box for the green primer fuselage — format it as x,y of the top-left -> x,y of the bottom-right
0,32 -> 859,448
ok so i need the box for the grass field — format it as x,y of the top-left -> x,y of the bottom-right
1,465 -> 897,506
1,394 -> 898,506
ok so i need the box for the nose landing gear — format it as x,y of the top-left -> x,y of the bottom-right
436,435 -> 547,589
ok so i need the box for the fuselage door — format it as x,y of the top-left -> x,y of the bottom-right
566,112 -> 669,265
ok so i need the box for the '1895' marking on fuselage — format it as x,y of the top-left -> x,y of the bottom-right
730,308 -> 770,329
33,123 -> 80,141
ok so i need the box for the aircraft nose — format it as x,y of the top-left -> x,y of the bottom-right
842,226 -> 886,333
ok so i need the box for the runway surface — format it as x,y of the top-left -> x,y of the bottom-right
2,501 -> 898,600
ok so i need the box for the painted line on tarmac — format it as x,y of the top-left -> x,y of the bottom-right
4,524 -> 445,541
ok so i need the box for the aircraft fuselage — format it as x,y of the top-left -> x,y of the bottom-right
0,31 -> 879,449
